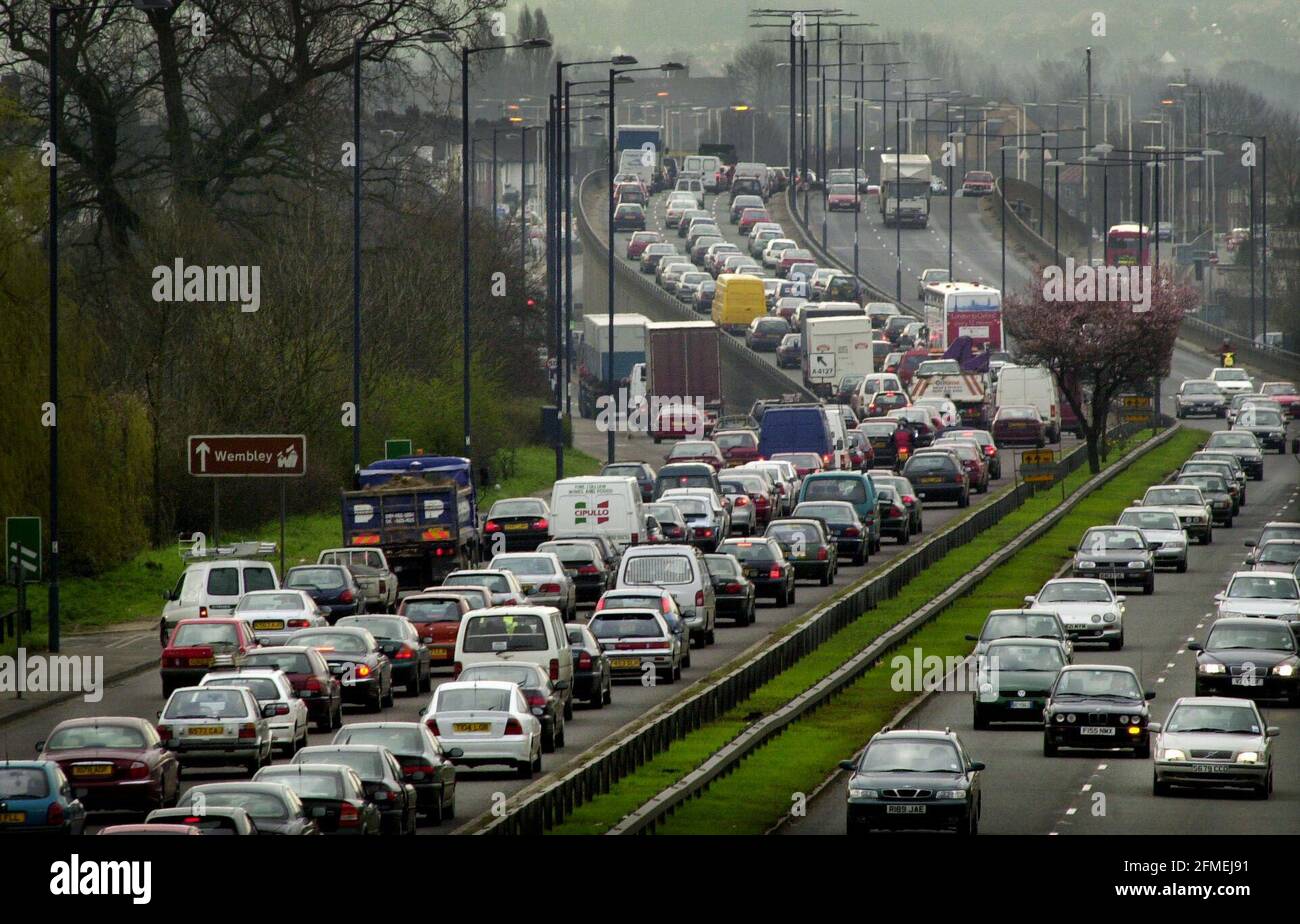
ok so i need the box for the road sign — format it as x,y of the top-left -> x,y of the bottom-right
1022,449 -> 1055,466
809,351 -> 837,382
1120,394 -> 1153,423
385,439 -> 413,460
5,517 -> 41,583
188,435 -> 307,477
1020,449 -> 1058,485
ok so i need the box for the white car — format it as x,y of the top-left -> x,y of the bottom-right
442,569 -> 530,606
1136,486 -> 1214,544
1209,367 -> 1255,395
422,680 -> 543,779
198,668 -> 310,754
1116,507 -> 1189,573
231,589 -> 328,646
158,685 -> 275,775
487,552 -> 576,618
665,195 -> 698,227
1215,571 -> 1300,621
762,239 -> 799,268
1023,578 -> 1126,650
913,397 -> 961,430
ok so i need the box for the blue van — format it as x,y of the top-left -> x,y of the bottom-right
758,405 -> 837,465
795,472 -> 881,553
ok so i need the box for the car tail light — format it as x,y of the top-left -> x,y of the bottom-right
288,618 -> 310,628
594,598 -> 606,612
46,802 -> 65,827
339,802 -> 361,828
378,581 -> 387,595
425,718 -> 441,735
238,723 -> 257,739
724,581 -> 742,593
817,547 -> 829,560
631,532 -> 639,544
156,725 -> 171,740
394,645 -> 414,660
822,454 -> 832,463
535,519 -> 549,530
661,597 -> 673,614
303,677 -> 322,694
844,527 -> 860,537
549,658 -> 560,680
540,582 -> 561,594
695,590 -> 705,607
199,606 -> 209,619
452,661 -> 463,678
734,496 -> 749,506
902,495 -> 916,505
578,564 -> 599,575
695,527 -> 714,537
405,764 -> 436,778
485,520 -> 500,532
272,703 -> 290,716
355,663 -> 372,679
504,717 -> 524,735
643,640 -> 672,650
578,651 -> 593,670
890,506 -> 903,517
525,691 -> 547,709
340,589 -> 354,604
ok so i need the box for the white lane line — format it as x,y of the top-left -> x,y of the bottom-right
1065,807 -> 1077,816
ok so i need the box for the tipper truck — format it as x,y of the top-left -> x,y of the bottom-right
879,153 -> 932,227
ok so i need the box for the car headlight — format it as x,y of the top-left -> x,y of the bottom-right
1054,713 -> 1066,723
1271,431 -> 1283,439
1272,663 -> 1297,677
1126,560 -> 1147,569
1066,713 -> 1076,723
1076,560 -> 1096,569
978,682 -> 993,694
1198,663 -> 1226,674
935,790 -> 967,800
1161,748 -> 1187,761
1103,613 -> 1117,623
1164,540 -> 1185,549
849,788 -> 878,799
1237,752 -> 1259,764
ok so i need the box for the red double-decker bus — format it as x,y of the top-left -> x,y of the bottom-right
1106,223 -> 1152,267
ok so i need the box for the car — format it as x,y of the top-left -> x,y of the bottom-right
1215,571 -> 1300,622
868,472 -> 923,534
254,764 -> 383,835
487,552 -> 577,619
589,608 -> 683,683
536,539 -> 612,604
160,618 -> 258,697
292,744 -> 419,834
600,461 -> 656,502
659,259 -> 696,293
729,194 -> 764,222
745,316 -> 791,352
961,170 -> 995,196
143,805 -> 257,834
335,614 -> 432,696
826,183 -> 860,211
442,569 -> 530,605
775,333 -> 802,367
35,717 -> 181,813
776,249 -> 814,277
845,430 -> 875,471
317,548 -> 397,613
971,638 -> 1069,729
792,500 -> 869,564
739,460 -> 801,516
284,565 -> 363,623
859,420 -> 903,470
750,229 -> 784,259
1188,617 -> 1300,703
395,593 -> 470,667
1226,392 -> 1274,427
243,645 -> 344,732
690,236 -> 724,265
889,406 -> 941,447
230,589 -> 328,646
157,684 -> 274,774
180,781 -> 320,835
927,440 -> 989,494
965,609 -> 1072,659
645,502 -> 689,543
1208,366 -> 1254,395
1180,460 -> 1244,512
566,621 -> 613,708
666,439 -> 726,471
651,403 -> 709,442
654,462 -> 723,499
1249,539 -> 1300,575
612,202 -> 646,231
1244,522 -> 1300,564
626,230 -> 663,259
940,428 -> 1001,479
714,430 -> 761,469
458,661 -> 568,753
1233,402 -> 1289,454
1069,525 -> 1156,594
640,242 -> 678,273
333,721 -> 459,823
1136,484 -> 1214,544
615,543 -> 717,645
1174,473 -> 1235,526
706,243 -> 742,275
839,728 -> 983,834
764,517 -> 837,585
770,451 -> 824,480
871,484 -> 911,545
198,669 -> 310,754
1259,381 -> 1299,418
703,553 -> 757,625
1023,578 -> 1126,650
1189,450 -> 1248,499
691,278 -> 718,313
991,404 -> 1047,447
422,681 -> 543,779
1116,507 -> 1189,572
719,471 -> 777,530
762,239 -> 799,268
1174,379 -> 1228,418
1042,665 -> 1155,757
483,497 -> 552,553
594,587 -> 692,666
795,471 -> 881,551
423,584 -> 494,612
901,452 -> 968,508
159,554 -> 280,645
716,480 -> 756,535
660,489 -> 731,552
284,626 -> 394,712
677,271 -> 714,304
1150,697 -> 1278,798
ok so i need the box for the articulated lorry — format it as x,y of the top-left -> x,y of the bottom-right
579,313 -> 650,419
629,321 -> 723,432
879,153 -> 932,227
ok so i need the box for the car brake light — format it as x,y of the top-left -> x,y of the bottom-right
822,454 -> 832,463
734,496 -> 749,506
339,802 -> 361,827
340,590 -> 355,604
844,527 -> 860,537
504,717 -> 524,735
817,547 -> 829,560
394,645 -> 414,660
549,658 -> 560,680
199,606 -> 208,619
238,723 -> 257,739
594,599 -> 606,612
288,619 -> 310,628
890,506 -> 904,517
355,664 -> 371,678
540,582 -> 561,594
695,590 -> 705,606
525,691 -> 547,708
47,802 -> 65,826
425,718 -> 441,735
156,725 -> 171,740
661,598 -> 673,614
303,677 -> 322,693
578,651 -> 593,670
535,519 -> 548,530
902,495 -> 916,505
578,564 -> 599,575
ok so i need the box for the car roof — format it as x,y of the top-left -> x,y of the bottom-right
436,680 -> 521,693
1171,695 -> 1260,709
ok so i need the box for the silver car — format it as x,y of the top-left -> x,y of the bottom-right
1151,697 -> 1278,798
487,553 -> 577,619
198,669 -> 310,754
1117,507 -> 1189,573
232,590 -> 329,646
716,482 -> 755,535
1215,571 -> 1300,622
1174,379 -> 1227,419
1137,486 -> 1213,544
1023,578 -> 1126,650
157,685 -> 274,775
443,569 -> 530,606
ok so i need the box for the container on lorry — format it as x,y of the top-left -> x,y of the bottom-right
630,321 -> 724,432
616,124 -> 664,187
342,456 -> 479,592
879,153 -> 932,227
802,315 -> 875,398
579,313 -> 649,418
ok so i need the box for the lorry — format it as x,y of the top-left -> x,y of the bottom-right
879,153 -> 932,227
802,315 -> 875,398
341,456 -> 479,592
579,312 -> 649,419
316,547 -> 398,612
910,370 -> 995,429
616,124 -> 664,188
629,321 -> 723,433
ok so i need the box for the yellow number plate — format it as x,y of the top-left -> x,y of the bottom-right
72,765 -> 113,778
610,658 -> 642,669
185,726 -> 225,736
0,812 -> 26,824
505,523 -> 529,531
453,722 -> 490,733
429,648 -> 451,659
187,657 -> 214,667
252,620 -> 284,630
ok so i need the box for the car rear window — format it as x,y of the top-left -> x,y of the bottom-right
202,677 -> 279,701
459,665 -> 542,688
267,771 -> 344,800
547,546 -> 596,565
47,724 -> 148,750
245,652 -> 313,673
237,593 -> 304,612
401,600 -> 464,623
288,568 -> 345,590
435,688 -> 512,712
462,614 -> 549,652
719,541 -> 776,563
190,790 -> 288,820
171,624 -> 239,647
445,573 -> 510,593
0,768 -> 49,799
243,567 -> 276,592
804,478 -> 867,503
590,614 -> 664,639
292,631 -> 368,653
904,456 -> 956,474
622,555 -> 693,585
334,727 -> 425,753
297,749 -> 382,779
164,689 -> 249,719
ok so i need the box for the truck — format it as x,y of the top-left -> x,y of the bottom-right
802,315 -> 875,398
616,124 -> 664,188
629,321 -> 723,433
879,153 -> 932,227
910,370 -> 995,429
341,456 -> 479,592
579,312 -> 649,419
317,547 -> 398,612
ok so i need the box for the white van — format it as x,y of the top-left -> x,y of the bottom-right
821,405 -> 850,470
550,476 -> 646,552
160,557 -> 280,645
452,606 -> 574,714
615,544 -> 717,645
996,365 -> 1061,442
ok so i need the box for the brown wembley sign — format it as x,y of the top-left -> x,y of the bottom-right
188,434 -> 307,477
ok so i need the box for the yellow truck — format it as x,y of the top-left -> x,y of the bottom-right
711,274 -> 767,333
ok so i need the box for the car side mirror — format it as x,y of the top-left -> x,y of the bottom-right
968,761 -> 985,772
1131,500 -> 1141,506
964,634 -> 978,642
1144,690 -> 1157,701
1213,593 -> 1225,602
1022,595 -> 1035,607
1186,642 -> 1204,652
1243,540 -> 1255,548
447,747 -> 465,759
554,679 -> 570,691
1266,726 -> 1281,738
34,740 -> 45,753
1067,545 -> 1077,552
838,759 -> 856,772
1147,721 -> 1162,734
162,589 -> 173,601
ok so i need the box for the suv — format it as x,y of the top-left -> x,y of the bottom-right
615,544 -> 717,646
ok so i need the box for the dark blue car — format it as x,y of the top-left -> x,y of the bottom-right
0,761 -> 87,835
285,565 -> 362,624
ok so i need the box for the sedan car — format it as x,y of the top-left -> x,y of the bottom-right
423,681 -> 543,778
232,590 -> 328,646
566,621 -> 613,708
966,609 -> 1072,660
1069,525 -> 1156,595
991,405 -> 1047,447
971,638 -> 1069,729
442,569 -> 530,606
254,764 -> 382,835
703,553 -> 757,625
1023,578 -> 1126,650
143,805 -> 256,835
1234,403 -> 1289,454
929,440 -> 989,494
1215,571 -> 1300,622
594,588 -> 691,667
335,614 -> 431,696
645,502 -> 689,543
1174,473 -> 1235,526
35,717 -> 180,813
284,565 -> 362,623
283,626 -> 394,712
457,662 -> 567,753
716,537 -> 797,607
666,439 -> 727,471
1042,665 -> 1155,757
612,202 -> 646,231
1259,381 -> 1300,418
868,472 -> 923,534
1250,539 -> 1300,575
292,744 -> 418,834
157,685 -> 274,775
243,645 -> 343,732
160,618 -> 258,697
1204,429 -> 1265,480
1116,507 -> 1189,572
1180,461 -> 1244,512
331,722 -> 458,823
1137,485 -> 1214,544
792,500 -> 870,564
198,669 -> 310,754
589,609 -> 682,684
775,333 -> 802,368
660,489 -> 731,552
901,452 -> 969,508
483,497 -> 551,553
764,518 -> 837,585
839,729 -> 983,835
395,593 -> 470,667
180,782 -> 319,836
1208,366 -> 1254,395
1174,379 -> 1228,418
625,230 -> 662,259
1244,522 -> 1300,564
1150,697 -> 1278,798
1189,617 -> 1300,703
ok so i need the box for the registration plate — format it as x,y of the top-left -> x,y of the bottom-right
1232,676 -> 1262,687
919,476 -> 943,484
505,523 -> 528,531
610,658 -> 643,669
1192,763 -> 1231,774
1099,571 -> 1121,580
1066,625 -> 1089,632
72,765 -> 113,777
885,804 -> 926,815
743,568 -> 758,578
1009,701 -> 1034,709
429,648 -> 450,659
453,722 -> 490,733
185,725 -> 225,736
1080,726 -> 1115,736
252,620 -> 284,631
188,656 -> 214,667
0,812 -> 26,824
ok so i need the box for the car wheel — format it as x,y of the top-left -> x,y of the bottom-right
1224,516 -> 1233,528
404,674 -> 420,697
533,750 -> 543,774
603,676 -> 613,705
776,585 -> 789,607
659,667 -> 676,685
332,700 -> 344,729
1108,633 -> 1124,651
853,547 -> 866,565
563,695 -> 574,721
542,724 -> 556,754
516,759 -> 534,780
1143,576 -> 1155,596
706,627 -> 716,645
382,680 -> 395,708
429,788 -> 445,826
788,584 -> 797,605
972,707 -> 989,731
161,679 -> 175,699
897,530 -> 908,545
1043,736 -> 1059,757
1134,742 -> 1150,759
916,518 -> 923,534
820,569 -> 831,586
1152,775 -> 1170,797
556,719 -> 566,749
1202,530 -> 1213,545
367,689 -> 383,713
1176,558 -> 1187,574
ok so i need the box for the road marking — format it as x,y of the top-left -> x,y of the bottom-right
1081,783 -> 1092,792
1065,807 -> 1077,816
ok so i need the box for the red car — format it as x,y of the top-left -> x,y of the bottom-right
846,430 -> 876,470
1261,382 -> 1300,419
827,184 -> 860,211
37,716 -> 181,812
942,428 -> 1002,479
992,405 -> 1047,447
160,618 -> 257,697
666,439 -> 726,471
397,593 -> 471,667
738,208 -> 771,235
863,390 -> 910,418
935,440 -> 990,493
243,645 -> 344,731
714,429 -> 760,466
771,451 -> 825,478
626,231 -> 663,260
652,404 -> 708,443
961,170 -> 995,196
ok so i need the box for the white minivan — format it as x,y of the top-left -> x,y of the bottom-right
452,606 -> 575,716
821,405 -> 851,470
615,544 -> 717,645
996,365 -> 1061,442
160,558 -> 279,645
550,476 -> 646,552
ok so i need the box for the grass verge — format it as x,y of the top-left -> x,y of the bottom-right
0,445 -> 599,656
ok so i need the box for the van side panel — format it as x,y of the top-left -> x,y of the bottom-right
549,477 -> 645,551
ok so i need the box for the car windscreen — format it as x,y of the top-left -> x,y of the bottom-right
703,556 -> 741,577
715,432 -> 757,449
986,644 -> 1064,672
334,727 -> 425,753
1226,576 -> 1299,600
984,614 -> 1062,640
1080,528 -> 1146,552
1144,488 -> 1202,506
766,523 -> 822,545
1165,704 -> 1261,735
622,555 -> 693,585
1205,623 -> 1295,652
296,749 -> 383,779
1053,670 -> 1142,698
795,504 -> 854,523
859,740 -> 962,773
903,456 -> 955,474
1207,432 -> 1257,448
802,478 -> 867,503
171,623 -> 240,647
1118,511 -> 1180,531
1181,382 -> 1220,395
462,614 -> 549,652
459,665 -> 543,688
719,541 -> 777,564
202,677 -> 280,701
445,573 -> 510,593
1257,544 -> 1300,566
264,771 -> 345,800
401,600 -> 464,623
1176,475 -> 1228,493
345,617 -> 405,639
1036,582 -> 1110,603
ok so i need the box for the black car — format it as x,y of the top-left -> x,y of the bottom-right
901,453 -> 969,508
1043,665 -> 1155,757
331,722 -> 458,824
244,645 -> 344,732
254,764 -> 383,835
182,782 -> 320,836
1069,525 -> 1157,594
653,462 -> 723,500
792,501 -> 868,565
293,744 -> 418,835
764,518 -> 837,585
703,553 -> 757,625
1205,430 -> 1265,480
458,662 -> 568,753
775,333 -> 802,368
1189,618 -> 1300,704
284,565 -> 362,623
872,485 -> 911,545
861,421 -> 902,469
600,461 -> 656,502
716,537 -> 796,607
335,615 -> 430,697
1174,473 -> 1235,526
483,497 -> 552,553
284,627 -> 394,712
612,203 -> 646,231
971,638 -> 1068,729
746,316 -> 792,351
566,622 -> 613,708
646,503 -> 689,543
692,279 -> 717,314
1233,406 -> 1288,453
538,539 -> 611,603
840,729 -> 984,834
869,472 -> 923,535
